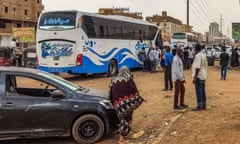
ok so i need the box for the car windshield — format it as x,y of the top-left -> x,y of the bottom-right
38,72 -> 80,90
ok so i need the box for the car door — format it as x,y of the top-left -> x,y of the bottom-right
0,73 -> 69,135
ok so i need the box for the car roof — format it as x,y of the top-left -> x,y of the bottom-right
0,47 -> 11,51
0,67 -> 45,74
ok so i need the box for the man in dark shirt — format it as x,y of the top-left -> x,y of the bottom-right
163,47 -> 173,90
220,48 -> 229,80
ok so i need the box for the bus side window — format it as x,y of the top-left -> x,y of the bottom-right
115,27 -> 122,39
122,26 -> 128,39
108,26 -> 115,38
99,25 -> 104,38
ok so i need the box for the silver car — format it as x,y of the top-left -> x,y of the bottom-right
205,46 -> 222,59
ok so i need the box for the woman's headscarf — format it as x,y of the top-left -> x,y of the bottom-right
118,66 -> 132,79
110,66 -> 133,86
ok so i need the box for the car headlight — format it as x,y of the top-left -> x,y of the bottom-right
99,100 -> 114,109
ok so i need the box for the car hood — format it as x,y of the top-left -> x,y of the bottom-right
76,88 -> 110,100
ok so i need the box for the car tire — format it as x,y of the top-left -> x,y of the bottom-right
72,114 -> 105,144
107,60 -> 118,77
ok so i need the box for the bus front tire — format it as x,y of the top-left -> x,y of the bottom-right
107,60 -> 118,77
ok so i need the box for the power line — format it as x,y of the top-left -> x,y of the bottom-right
193,0 -> 214,23
190,8 -> 209,27
184,0 -> 209,26
188,0 -> 210,26
201,0 -> 218,22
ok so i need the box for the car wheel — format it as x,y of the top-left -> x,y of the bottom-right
72,114 -> 105,144
107,60 -> 118,77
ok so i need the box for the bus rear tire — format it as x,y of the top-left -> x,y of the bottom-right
107,60 -> 118,77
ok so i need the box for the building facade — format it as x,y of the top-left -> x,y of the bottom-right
0,0 -> 44,47
98,7 -> 143,20
182,24 -> 193,33
146,11 -> 183,42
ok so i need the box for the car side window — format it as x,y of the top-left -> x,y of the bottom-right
6,74 -> 59,98
5,75 -> 18,96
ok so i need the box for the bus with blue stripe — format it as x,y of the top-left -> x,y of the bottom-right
36,10 -> 162,76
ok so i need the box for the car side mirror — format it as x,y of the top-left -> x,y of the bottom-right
51,90 -> 65,99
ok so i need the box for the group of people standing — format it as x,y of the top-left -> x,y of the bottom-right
138,41 -> 162,73
162,44 -> 207,110
109,43 -> 208,143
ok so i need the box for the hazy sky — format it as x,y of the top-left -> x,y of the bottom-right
42,0 -> 240,37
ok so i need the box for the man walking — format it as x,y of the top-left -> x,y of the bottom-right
172,48 -> 188,109
192,44 -> 207,110
220,48 -> 229,80
163,46 -> 173,91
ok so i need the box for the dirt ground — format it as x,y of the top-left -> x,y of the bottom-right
73,62 -> 240,144
2,61 -> 240,144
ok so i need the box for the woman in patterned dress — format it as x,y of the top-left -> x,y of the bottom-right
109,66 -> 145,144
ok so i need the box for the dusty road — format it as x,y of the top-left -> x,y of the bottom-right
2,63 -> 240,144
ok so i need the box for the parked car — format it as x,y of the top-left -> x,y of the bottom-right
226,47 -> 240,57
0,47 -> 13,66
205,45 -> 222,58
0,67 -> 119,144
22,45 -> 36,68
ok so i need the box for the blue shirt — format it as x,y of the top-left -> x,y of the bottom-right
164,52 -> 173,66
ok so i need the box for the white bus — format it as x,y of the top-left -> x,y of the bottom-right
171,32 -> 198,48
36,10 -> 162,76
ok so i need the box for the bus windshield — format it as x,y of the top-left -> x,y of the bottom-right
39,12 -> 77,30
172,33 -> 186,39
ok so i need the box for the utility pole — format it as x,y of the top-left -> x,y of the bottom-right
187,0 -> 189,32
220,14 -> 223,34
219,13 -> 223,44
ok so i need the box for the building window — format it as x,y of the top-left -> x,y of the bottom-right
37,0 -> 40,3
5,7 -> 8,13
17,24 -> 21,28
25,0 -> 28,1
37,12 -> 40,17
0,21 -> 6,28
24,10 -> 28,16
13,8 -> 16,11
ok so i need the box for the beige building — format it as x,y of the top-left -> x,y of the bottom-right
98,7 -> 143,20
146,11 -> 183,42
182,24 -> 193,33
0,0 -> 44,47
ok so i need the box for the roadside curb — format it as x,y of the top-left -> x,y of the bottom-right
150,112 -> 184,144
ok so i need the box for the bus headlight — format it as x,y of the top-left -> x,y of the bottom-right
99,100 -> 114,109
